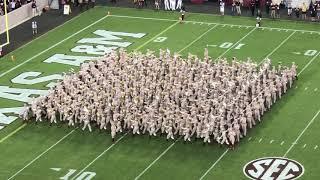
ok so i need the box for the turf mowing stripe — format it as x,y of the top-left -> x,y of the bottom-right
7,129 -> 76,180
260,31 -> 296,64
134,21 -> 180,51
134,138 -> 179,180
70,133 -> 128,180
109,14 -> 320,34
0,15 -> 110,78
283,109 -> 320,157
298,51 -> 320,76
0,123 -> 26,143
177,24 -> 219,53
198,149 -> 229,180
215,27 -> 257,60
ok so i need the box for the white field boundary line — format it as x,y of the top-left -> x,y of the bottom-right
0,15 -> 110,78
70,133 -> 128,180
199,149 -> 229,180
283,110 -> 320,157
109,14 -> 320,34
134,139 -> 179,180
178,24 -> 219,53
215,27 -> 257,60
133,27 -> 258,180
7,129 -> 76,180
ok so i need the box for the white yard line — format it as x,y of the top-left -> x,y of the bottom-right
134,21 -> 179,51
70,133 -> 128,180
199,149 -> 229,180
0,15 -> 110,78
178,24 -> 219,53
7,130 -> 76,180
260,31 -> 296,63
283,109 -> 320,157
215,27 -> 257,60
298,51 -> 320,76
0,124 -> 26,143
134,139 -> 179,180
109,14 -> 320,34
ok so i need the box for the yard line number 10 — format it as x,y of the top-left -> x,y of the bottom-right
219,42 -> 245,49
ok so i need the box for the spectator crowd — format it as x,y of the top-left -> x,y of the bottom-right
0,0 -> 33,15
225,0 -> 320,21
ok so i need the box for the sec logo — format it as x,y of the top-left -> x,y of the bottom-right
243,157 -> 304,180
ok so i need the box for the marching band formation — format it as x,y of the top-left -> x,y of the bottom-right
21,49 -> 297,148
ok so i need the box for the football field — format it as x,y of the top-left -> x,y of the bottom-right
0,6 -> 320,180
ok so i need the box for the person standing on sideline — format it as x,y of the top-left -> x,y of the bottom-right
176,0 -> 182,11
31,0 -> 37,17
32,21 -> 38,35
301,2 -> 307,20
265,0 -> 270,16
236,0 -> 241,15
155,0 -> 160,10
164,0 -> 170,10
287,0 -> 292,16
270,3 -> 276,19
317,4 -> 320,21
220,0 -> 225,16
276,3 -> 280,18
250,0 -> 255,16
231,0 -> 236,16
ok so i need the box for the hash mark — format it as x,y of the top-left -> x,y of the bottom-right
281,141 -> 285,145
270,140 -> 274,144
314,145 -> 318,150
314,88 -> 318,92
248,137 -> 252,141
305,87 -> 308,91
259,138 -> 262,143
303,144 -> 307,148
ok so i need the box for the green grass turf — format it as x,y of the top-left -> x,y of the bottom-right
0,6 -> 320,180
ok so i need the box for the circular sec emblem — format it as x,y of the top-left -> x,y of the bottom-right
243,157 -> 304,180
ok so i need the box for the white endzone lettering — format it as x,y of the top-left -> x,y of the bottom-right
44,54 -> 97,66
0,107 -> 24,125
11,72 -> 63,85
0,86 -> 47,103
